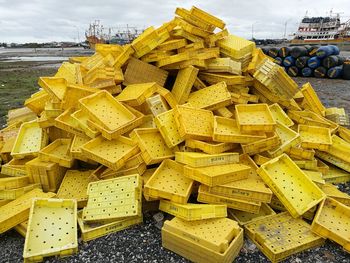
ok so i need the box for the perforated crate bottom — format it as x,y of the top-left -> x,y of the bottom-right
23,198 -> 77,262
245,212 -> 325,262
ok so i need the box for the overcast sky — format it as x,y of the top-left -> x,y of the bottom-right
0,0 -> 349,43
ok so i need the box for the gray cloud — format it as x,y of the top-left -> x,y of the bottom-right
0,0 -> 349,43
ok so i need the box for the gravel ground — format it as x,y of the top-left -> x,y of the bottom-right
1,209 -> 350,263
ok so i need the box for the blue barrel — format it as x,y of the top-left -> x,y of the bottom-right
283,56 -> 295,67
287,66 -> 299,77
274,57 -> 283,65
314,66 -> 327,78
316,46 -> 333,59
301,67 -> 313,77
329,45 -> 340,55
308,57 -> 321,69
327,66 -> 343,79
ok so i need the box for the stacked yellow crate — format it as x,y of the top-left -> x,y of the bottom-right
0,5 -> 350,263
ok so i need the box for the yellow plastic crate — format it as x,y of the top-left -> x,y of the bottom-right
158,38 -> 187,51
83,174 -> 142,222
245,212 -> 325,263
175,105 -> 215,141
161,58 -> 207,70
267,121 -> 301,158
81,136 -> 139,171
0,189 -> 55,234
1,157 -> 30,177
23,198 -> 78,262
38,111 -> 55,129
14,220 -> 28,237
123,152 -> 145,169
162,221 -> 243,263
171,66 -> 199,104
193,47 -> 220,60
205,29 -> 229,47
0,183 -> 41,200
235,104 -> 276,133
61,84 -> 97,110
0,176 -> 29,190
101,163 -> 147,179
174,17 -> 211,38
311,198 -> 350,252
140,50 -> 175,63
70,135 -> 92,163
323,165 -> 350,183
26,158 -> 66,192
288,110 -> 337,131
154,109 -> 184,148
144,159 -> 193,204
44,102 -> 63,119
130,128 -> 176,165
301,82 -> 326,116
186,139 -> 236,154
134,31 -> 170,58
171,27 -> 204,44
241,132 -> 281,155
253,154 -> 271,165
269,103 -> 294,127
87,104 -> 144,140
316,159 -> 329,175
190,6 -> 226,29
117,82 -> 158,107
55,61 -> 77,84
228,203 -> 276,225
175,152 -> 239,167
298,125 -> 332,151
159,200 -> 227,221
338,126 -> 350,143
57,170 -> 95,208
214,106 -> 234,118
0,199 -> 10,207
213,116 -> 266,143
217,34 -> 255,60
257,154 -> 326,218
320,183 -> 350,206
175,8 -> 216,32
24,90 -> 50,115
79,90 -> 136,132
293,157 -> 318,170
187,81 -> 231,111
205,57 -> 241,74
156,51 -> 192,67
326,135 -> 350,163
207,165 -> 273,203
198,185 -> 261,214
184,163 -> 250,187
55,108 -> 86,137
11,121 -> 48,159
164,216 -> 238,253
39,139 -> 74,168
77,210 -> 143,242
38,77 -> 67,101
316,150 -> 350,173
146,94 -> 169,116
302,170 -> 325,186
113,44 -> 135,68
286,146 -> 315,160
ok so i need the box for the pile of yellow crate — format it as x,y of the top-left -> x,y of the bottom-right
0,5 -> 350,263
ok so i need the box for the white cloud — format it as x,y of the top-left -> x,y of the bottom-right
0,0 -> 349,43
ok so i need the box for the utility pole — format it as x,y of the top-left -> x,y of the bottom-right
284,21 -> 288,39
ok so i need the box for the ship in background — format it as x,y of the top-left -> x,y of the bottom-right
291,11 -> 350,44
85,20 -> 144,49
